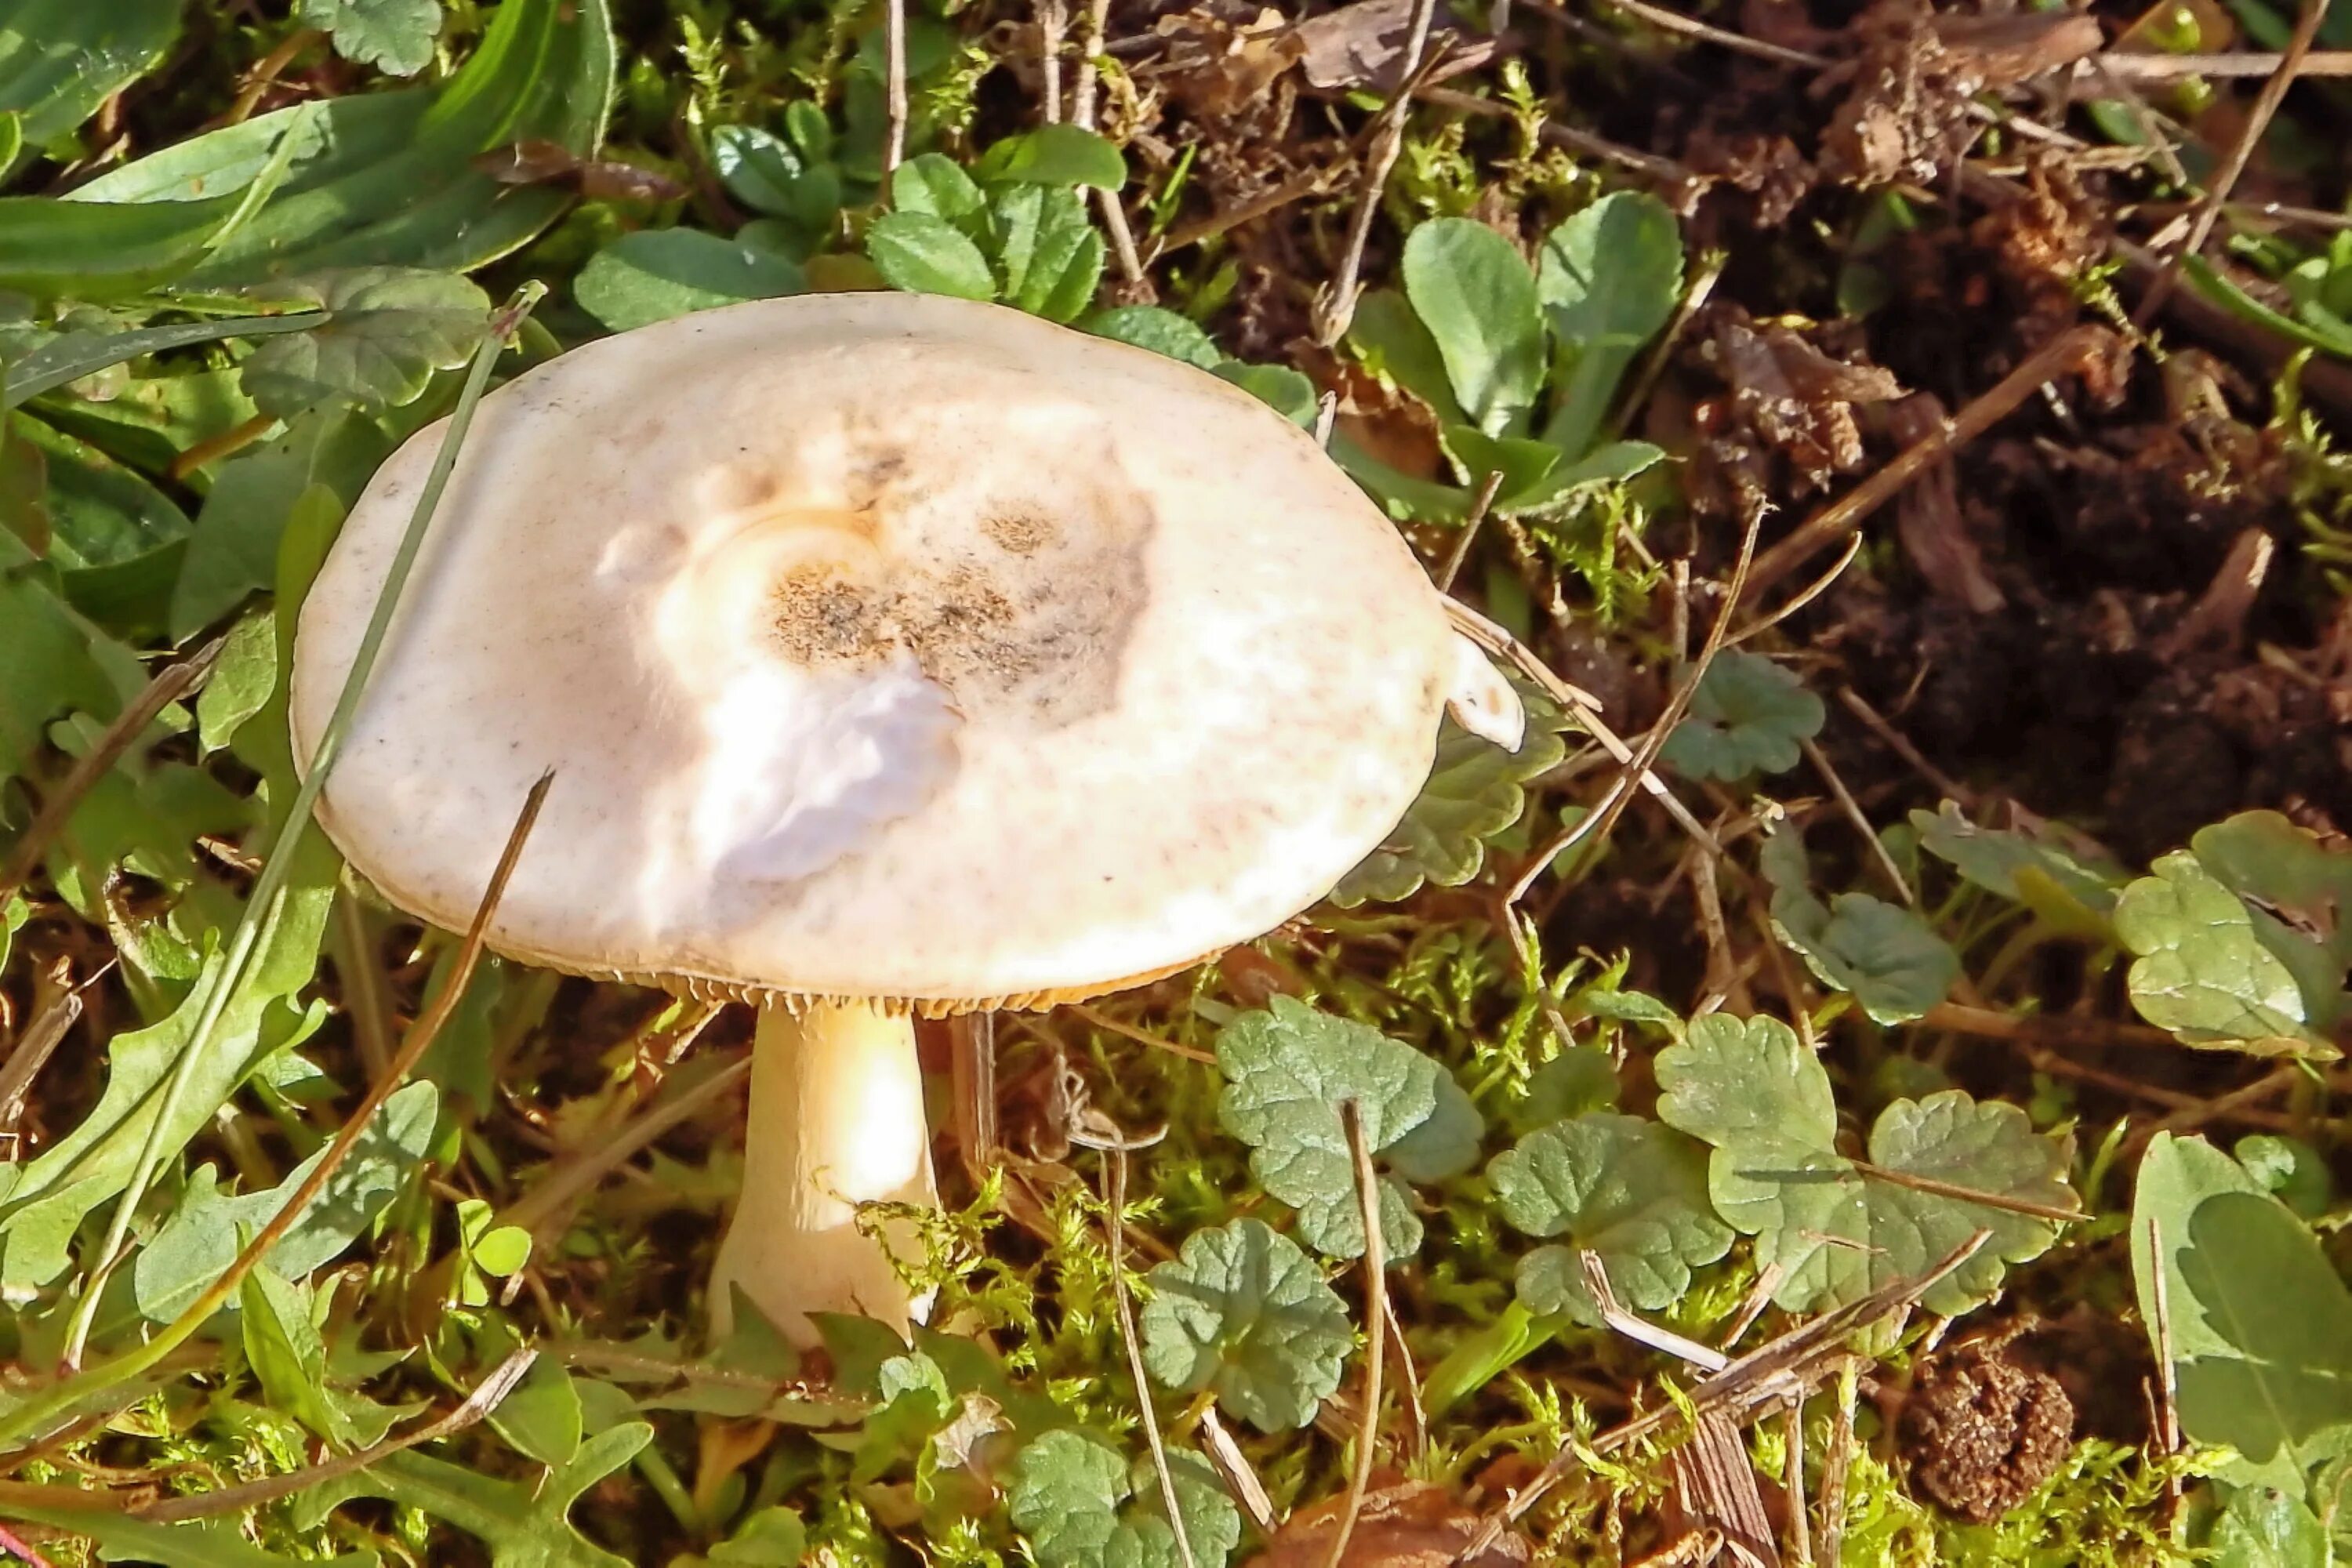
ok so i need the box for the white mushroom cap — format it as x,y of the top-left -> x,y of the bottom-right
290,292 -> 1506,1009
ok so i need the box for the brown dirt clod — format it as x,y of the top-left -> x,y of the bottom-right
1898,1345 -> 2074,1523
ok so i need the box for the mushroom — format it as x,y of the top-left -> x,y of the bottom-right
289,292 -> 1521,1345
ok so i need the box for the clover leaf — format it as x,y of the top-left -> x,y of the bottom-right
1911,801 -> 2125,936
1139,1218 -> 1352,1432
1333,684 -> 1567,906
1657,1014 -> 2074,1316
1761,822 -> 1958,1024
1660,652 -> 1823,782
1488,1112 -> 1733,1327
1215,996 -> 1484,1260
1008,1430 -> 1243,1568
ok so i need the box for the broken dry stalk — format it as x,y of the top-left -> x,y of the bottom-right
1322,1100 -> 1388,1568
1107,1145 -> 1199,1568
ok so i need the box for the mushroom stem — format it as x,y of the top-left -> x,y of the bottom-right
710,999 -> 938,1346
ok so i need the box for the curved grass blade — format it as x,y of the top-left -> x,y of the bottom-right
5,313 -> 325,412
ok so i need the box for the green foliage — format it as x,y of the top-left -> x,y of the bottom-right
1761,822 -> 1958,1024
1488,1112 -> 1732,1327
1657,1014 -> 2074,1315
1215,996 -> 1484,1260
2132,1134 -> 2352,1497
1535,191 -> 1685,456
1138,1218 -> 1352,1433
1910,801 -> 2124,935
241,269 -> 492,417
573,229 -> 806,332
132,1080 -> 438,1324
2211,1486 -> 2331,1568
72,0 -> 613,282
0,1 -> 179,173
1332,684 -> 1569,906
1659,652 -> 1823,781
1340,194 -> 1679,521
1084,304 -> 1316,427
865,131 -> 1124,325
0,1504 -> 377,1566
1403,217 -> 1544,436
709,1508 -> 809,1564
299,0 -> 445,77
293,1423 -> 655,1568
1007,1430 -> 1243,1568
2116,813 -> 2352,1058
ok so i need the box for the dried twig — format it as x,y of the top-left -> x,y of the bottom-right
0,974 -> 92,1143
1457,1232 -> 1994,1560
1037,0 -> 1067,122
1799,738 -> 1912,906
1846,1159 -> 2084,1224
1198,1406 -> 1278,1534
1436,472 -> 1507,594
2096,47 -> 2352,81
1832,688 -> 1973,807
883,0 -> 909,175
1579,1250 -> 1730,1371
1108,1145 -> 1199,1568
2132,0 -> 2335,328
498,1051 -> 752,1240
2147,1216 -> 2183,1506
1321,1101 -> 1388,1568
1817,1367 -> 1857,1568
1066,1002 -> 1218,1065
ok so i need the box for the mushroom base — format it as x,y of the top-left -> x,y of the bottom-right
709,999 -> 938,1347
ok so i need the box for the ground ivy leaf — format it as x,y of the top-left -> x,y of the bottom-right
1489,1112 -> 1732,1327
1762,822 -> 1958,1024
2131,1133 -> 2352,1494
298,0 -> 444,75
1383,1071 -> 1484,1184
1653,1014 -> 1836,1152
1660,651 -> 1823,781
1400,217 -> 1544,436
1139,1218 -> 1351,1433
1331,684 -> 1568,906
296,1421 -> 652,1568
241,269 -> 490,418
2114,851 -> 2335,1058
1216,996 -> 1482,1260
1657,1014 -> 2072,1315
1008,1430 -> 1243,1568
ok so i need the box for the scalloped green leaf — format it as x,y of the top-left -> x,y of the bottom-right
1762,822 -> 1958,1025
1332,684 -> 1567,906
240,268 -> 490,417
1139,1218 -> 1351,1433
1911,800 -> 2125,934
1660,651 -> 1822,781
1490,1112 -> 1732,1327
1215,996 -> 1483,1260
1008,1430 -> 1242,1568
299,0 -> 443,76
1657,1014 -> 2074,1316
